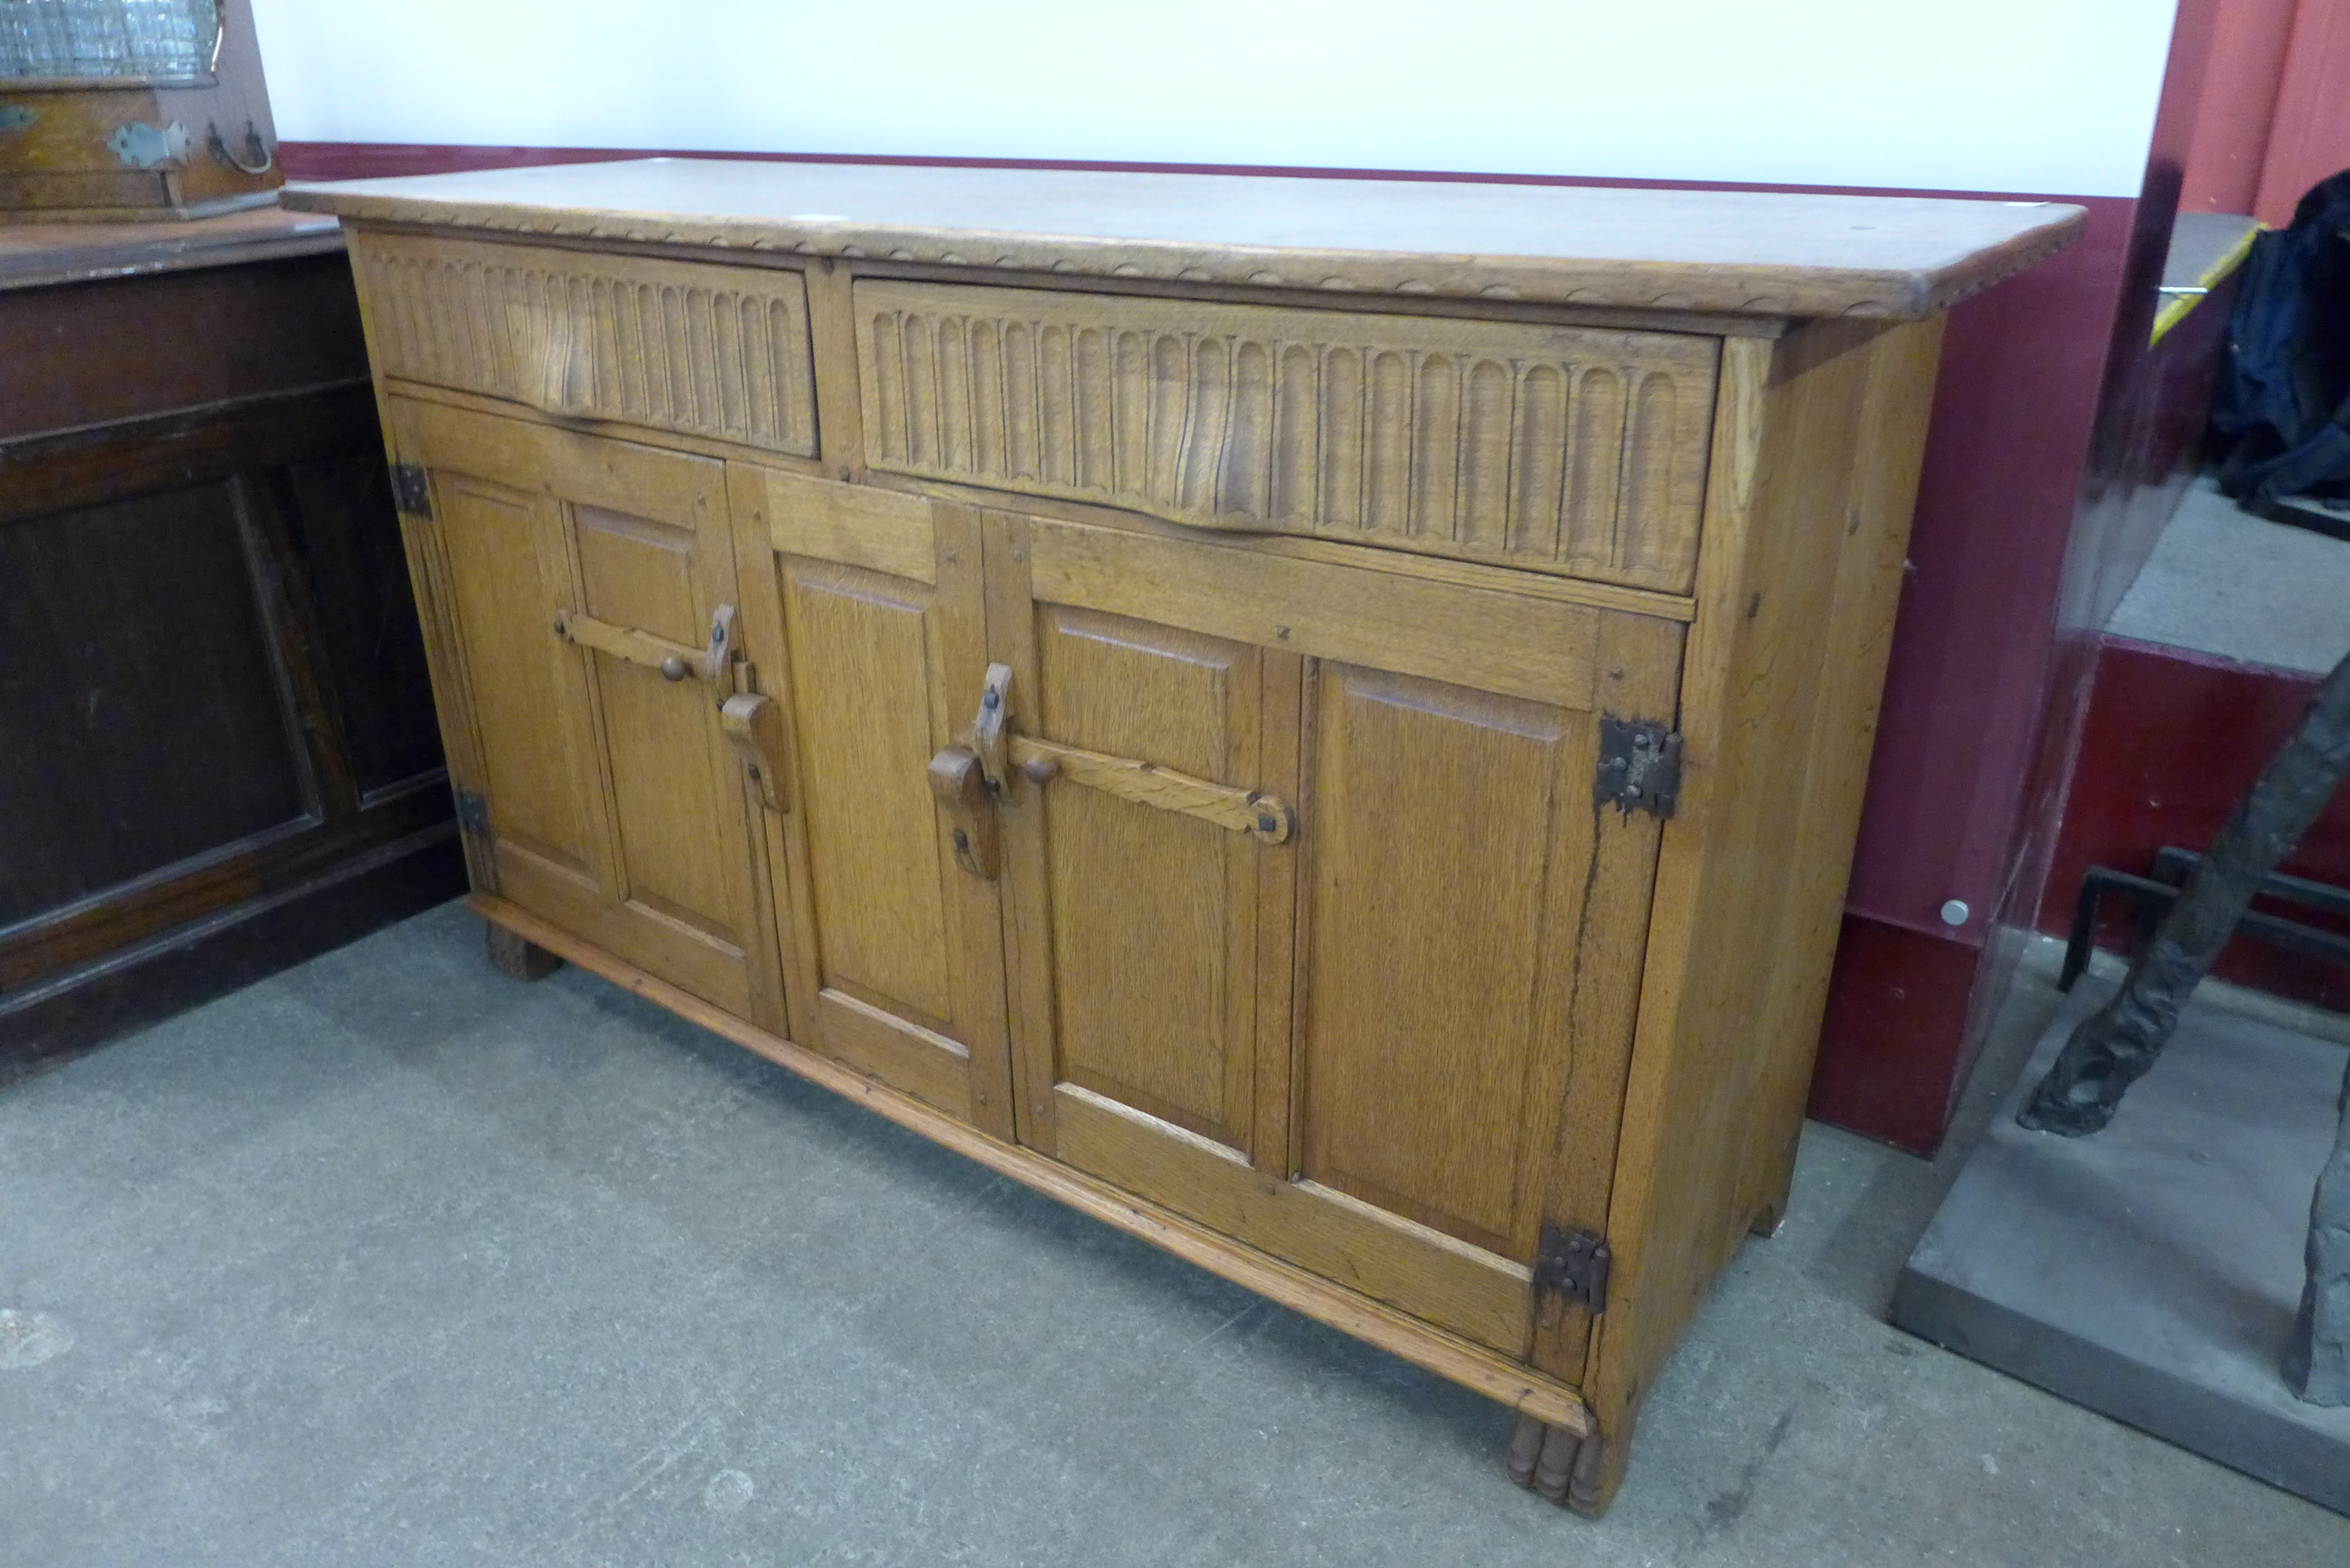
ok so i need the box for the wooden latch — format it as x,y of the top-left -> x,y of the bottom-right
927,664 -> 1296,880
721,689 -> 789,811
555,602 -> 736,686
929,745 -> 999,877
927,662 -> 1013,879
1010,735 -> 1294,844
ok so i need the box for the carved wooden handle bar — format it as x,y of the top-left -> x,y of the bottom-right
928,663 -> 1293,881
1010,737 -> 1294,845
554,603 -> 736,685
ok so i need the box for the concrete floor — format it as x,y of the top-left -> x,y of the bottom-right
5,904 -> 2347,1567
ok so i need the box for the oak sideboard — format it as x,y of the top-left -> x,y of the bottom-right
283,161 -> 2080,1516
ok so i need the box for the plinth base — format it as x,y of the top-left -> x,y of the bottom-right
1893,978 -> 2350,1514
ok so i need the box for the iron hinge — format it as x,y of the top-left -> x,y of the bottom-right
391,462 -> 433,518
1594,717 -> 1682,820
1533,1223 -> 1611,1315
454,786 -> 492,842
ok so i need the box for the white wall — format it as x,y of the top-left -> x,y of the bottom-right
246,0 -> 2179,198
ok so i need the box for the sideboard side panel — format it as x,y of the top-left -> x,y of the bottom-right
1584,317 -> 1938,1508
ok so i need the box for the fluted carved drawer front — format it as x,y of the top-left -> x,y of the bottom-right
856,280 -> 1720,593
352,231 -> 818,458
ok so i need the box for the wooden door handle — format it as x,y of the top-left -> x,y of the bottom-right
555,602 -> 737,685
929,745 -> 999,878
1011,736 -> 1294,844
721,692 -> 789,811
948,664 -> 1293,845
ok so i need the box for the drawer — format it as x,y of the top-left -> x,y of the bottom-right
856,280 -> 1720,595
350,231 -> 818,459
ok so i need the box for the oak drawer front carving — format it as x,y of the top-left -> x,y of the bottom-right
352,231 -> 819,458
856,280 -> 1720,593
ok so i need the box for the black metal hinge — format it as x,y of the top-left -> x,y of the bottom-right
454,786 -> 492,842
1533,1223 -> 1611,1315
391,462 -> 433,518
1594,716 -> 1682,820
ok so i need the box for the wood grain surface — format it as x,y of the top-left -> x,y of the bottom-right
284,159 -> 2084,320
857,279 -> 1716,589
350,229 -> 818,457
0,205 -> 341,291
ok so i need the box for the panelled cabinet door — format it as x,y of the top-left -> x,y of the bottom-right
388,397 -> 775,1022
988,509 -> 1680,1366
725,466 -> 1014,1135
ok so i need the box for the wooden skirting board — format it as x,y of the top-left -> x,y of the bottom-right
471,892 -> 1595,1437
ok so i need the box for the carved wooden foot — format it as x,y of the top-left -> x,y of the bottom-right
1505,1412 -> 1547,1488
1504,1414 -> 1613,1513
2287,1049 -> 2350,1404
484,920 -> 561,981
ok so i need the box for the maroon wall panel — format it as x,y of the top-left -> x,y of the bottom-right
1807,915 -> 1988,1154
1843,200 -> 2134,940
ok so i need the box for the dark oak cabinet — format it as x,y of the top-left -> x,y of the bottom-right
0,210 -> 464,1080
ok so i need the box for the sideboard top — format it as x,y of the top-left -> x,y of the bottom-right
283,159 -> 2084,321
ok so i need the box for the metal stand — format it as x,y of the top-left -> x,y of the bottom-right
2058,848 -> 2350,992
2021,647 -> 2350,1136
2287,1050 -> 2350,1405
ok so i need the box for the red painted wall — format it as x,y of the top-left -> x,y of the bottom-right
2182,0 -> 2301,213
2255,0 -> 2350,222
1842,198 -> 2134,941
2183,0 -> 2350,222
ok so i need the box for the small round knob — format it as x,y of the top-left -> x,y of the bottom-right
660,655 -> 689,682
1023,755 -> 1060,785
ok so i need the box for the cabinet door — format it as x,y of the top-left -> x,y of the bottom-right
388,397 -> 775,1020
726,466 -> 1014,1135
989,510 -> 1677,1363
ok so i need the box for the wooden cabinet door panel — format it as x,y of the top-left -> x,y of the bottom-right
391,396 -> 769,1019
1299,612 -> 1683,1371
430,467 -> 601,887
728,465 -> 1012,1133
1029,603 -> 1271,1152
992,509 -> 1675,1360
1301,665 -> 1586,1256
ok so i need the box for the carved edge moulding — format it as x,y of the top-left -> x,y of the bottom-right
298,172 -> 2085,320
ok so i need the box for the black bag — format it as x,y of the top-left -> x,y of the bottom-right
2212,169 -> 2350,533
